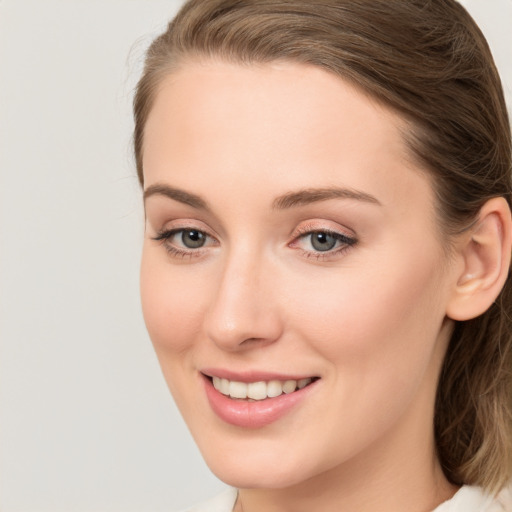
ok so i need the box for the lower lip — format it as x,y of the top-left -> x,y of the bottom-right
203,376 -> 319,428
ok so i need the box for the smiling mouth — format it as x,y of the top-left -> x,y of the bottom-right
206,375 -> 319,401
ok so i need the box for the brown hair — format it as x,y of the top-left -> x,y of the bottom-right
133,0 -> 512,493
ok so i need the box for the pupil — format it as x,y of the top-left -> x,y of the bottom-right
311,232 -> 336,252
182,230 -> 205,248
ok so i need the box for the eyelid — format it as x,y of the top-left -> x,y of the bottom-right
153,227 -> 218,244
150,221 -> 219,259
291,220 -> 356,240
149,217 -> 217,234
289,221 -> 358,259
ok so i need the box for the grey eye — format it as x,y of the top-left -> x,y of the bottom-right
310,232 -> 337,251
181,230 -> 206,249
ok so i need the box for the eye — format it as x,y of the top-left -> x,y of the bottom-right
291,227 -> 357,259
309,231 -> 340,252
179,229 -> 207,249
152,227 -> 217,257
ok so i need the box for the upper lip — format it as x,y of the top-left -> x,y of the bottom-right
200,368 -> 319,382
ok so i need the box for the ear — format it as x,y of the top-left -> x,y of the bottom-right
446,197 -> 512,321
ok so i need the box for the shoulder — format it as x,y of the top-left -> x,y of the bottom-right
433,485 -> 512,512
176,488 -> 238,512
495,485 -> 512,511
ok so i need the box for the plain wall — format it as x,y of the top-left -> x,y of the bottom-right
0,1 -> 511,511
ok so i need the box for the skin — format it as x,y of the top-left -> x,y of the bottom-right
140,60 -> 462,512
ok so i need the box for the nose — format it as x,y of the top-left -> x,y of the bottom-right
203,250 -> 283,352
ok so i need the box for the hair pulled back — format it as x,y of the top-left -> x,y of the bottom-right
133,0 -> 512,493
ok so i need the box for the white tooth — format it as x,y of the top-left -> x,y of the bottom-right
229,381 -> 248,399
212,376 -> 221,391
298,378 -> 312,389
283,380 -> 297,394
267,380 -> 284,398
247,381 -> 267,400
220,378 -> 230,395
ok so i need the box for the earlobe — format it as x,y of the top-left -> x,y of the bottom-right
446,197 -> 512,321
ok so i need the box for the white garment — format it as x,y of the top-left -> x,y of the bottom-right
180,488 -> 237,512
180,485 -> 512,512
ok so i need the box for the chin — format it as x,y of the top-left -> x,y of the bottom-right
197,438 -> 322,490
209,461 -> 309,490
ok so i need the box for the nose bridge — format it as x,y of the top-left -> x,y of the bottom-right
204,243 -> 281,350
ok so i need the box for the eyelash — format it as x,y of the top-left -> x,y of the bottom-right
152,226 -> 357,261
152,228 -> 214,259
291,226 -> 357,261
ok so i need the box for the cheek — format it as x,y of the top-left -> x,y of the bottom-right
273,247 -> 450,459
140,250 -> 211,420
286,244 -> 448,384
140,249 -> 205,354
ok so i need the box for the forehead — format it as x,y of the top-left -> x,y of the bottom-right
144,60 -> 406,158
142,60 -> 432,215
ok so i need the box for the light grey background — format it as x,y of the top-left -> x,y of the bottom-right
0,1 -> 510,511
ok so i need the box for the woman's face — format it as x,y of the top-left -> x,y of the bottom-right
140,61 -> 457,488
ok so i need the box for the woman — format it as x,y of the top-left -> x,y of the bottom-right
134,1 -> 512,510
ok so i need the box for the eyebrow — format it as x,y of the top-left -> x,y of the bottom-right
272,187 -> 381,209
143,183 -> 209,210
143,183 -> 381,211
